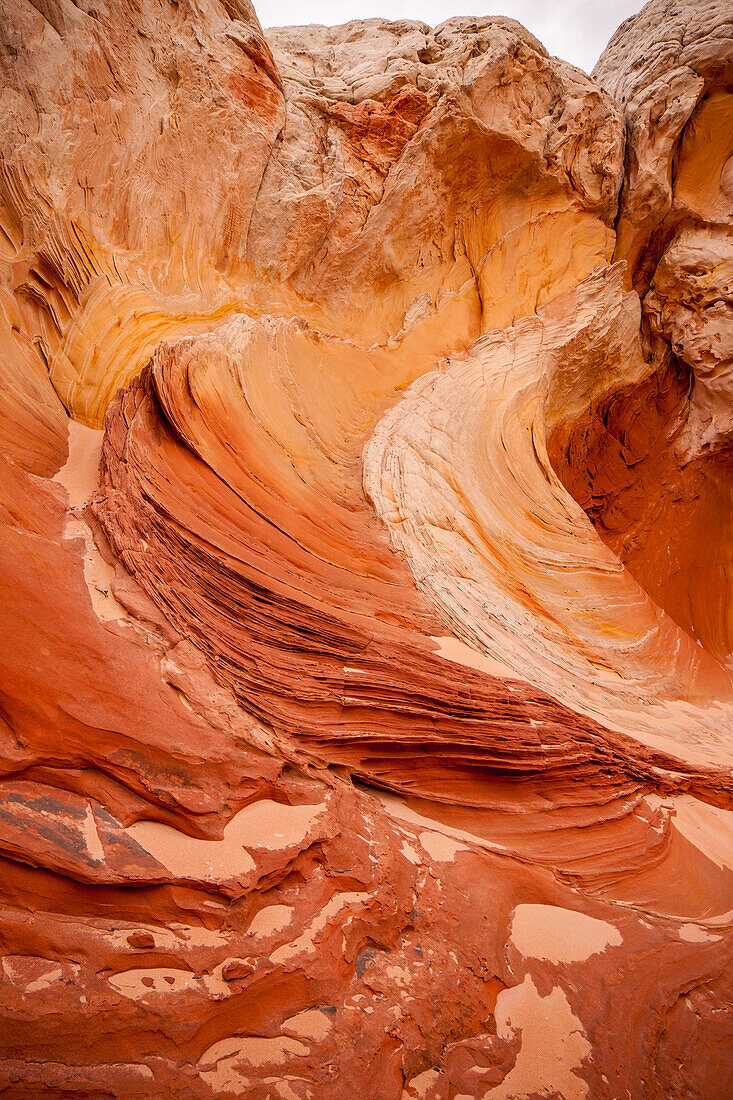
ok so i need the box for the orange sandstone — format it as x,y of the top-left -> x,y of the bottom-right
0,0 -> 731,1096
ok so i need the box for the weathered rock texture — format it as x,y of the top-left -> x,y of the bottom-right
0,0 -> 732,1096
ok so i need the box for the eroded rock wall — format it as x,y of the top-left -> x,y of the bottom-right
0,1 -> 732,1097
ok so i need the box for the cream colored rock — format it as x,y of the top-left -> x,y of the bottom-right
594,0 -> 733,288
646,225 -> 733,457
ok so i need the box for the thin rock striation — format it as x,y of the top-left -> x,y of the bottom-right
0,0 -> 732,1097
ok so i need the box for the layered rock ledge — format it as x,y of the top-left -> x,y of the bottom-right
0,0 -> 731,1096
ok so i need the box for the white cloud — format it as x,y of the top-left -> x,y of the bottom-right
258,0 -> 644,73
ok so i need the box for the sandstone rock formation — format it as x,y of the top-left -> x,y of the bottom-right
0,0 -> 732,1096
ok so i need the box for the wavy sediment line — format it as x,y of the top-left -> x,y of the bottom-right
364,264 -> 733,771
0,1 -> 732,1094
94,277 -> 733,808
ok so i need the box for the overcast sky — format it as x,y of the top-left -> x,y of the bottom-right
261,1 -> 645,74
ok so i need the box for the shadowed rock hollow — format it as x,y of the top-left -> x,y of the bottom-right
0,0 -> 732,1096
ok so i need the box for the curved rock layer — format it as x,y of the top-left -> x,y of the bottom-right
0,0 -> 732,1097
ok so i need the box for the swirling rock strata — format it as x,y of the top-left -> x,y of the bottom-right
0,0 -> 732,1097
